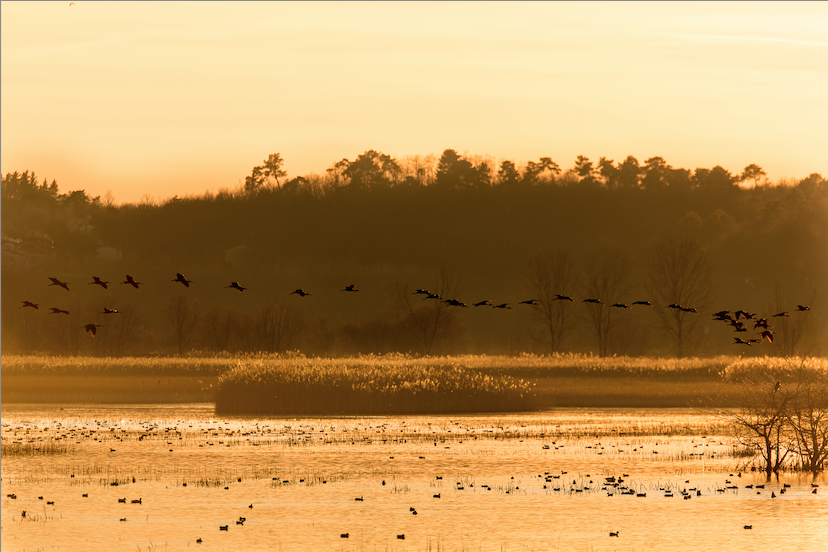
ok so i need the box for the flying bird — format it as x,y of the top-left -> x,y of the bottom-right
49,307 -> 70,315
583,298 -> 601,304
555,294 -> 574,302
679,307 -> 699,314
341,284 -> 360,292
773,311 -> 791,318
519,299 -> 541,306
290,288 -> 311,297
797,305 -> 811,311
81,323 -> 102,337
474,300 -> 492,307
21,301 -> 39,309
412,289 -> 430,295
753,318 -> 769,329
632,301 -> 652,306
48,277 -> 70,291
226,282 -> 248,293
761,330 -> 774,343
774,380 -> 781,392
122,275 -> 142,288
713,310 -> 730,318
492,303 -> 513,309
172,273 -> 192,287
735,310 -> 756,320
89,276 -> 109,289
610,303 -> 628,308
444,299 -> 468,307
423,293 -> 442,300
733,337 -> 751,345
100,308 -> 119,314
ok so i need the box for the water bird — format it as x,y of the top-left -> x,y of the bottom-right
173,273 -> 192,287
423,293 -> 441,300
632,300 -> 652,306
713,310 -> 730,317
744,525 -> 752,530
774,380 -> 781,392
610,532 -> 619,537
444,298 -> 468,307
492,303 -> 513,309
555,294 -> 574,302
610,303 -> 628,308
680,307 -> 699,313
118,498 -> 126,503
773,311 -> 791,317
735,310 -> 756,320
754,318 -> 769,329
340,533 -> 349,538
48,277 -> 70,291
761,330 -> 774,343
519,299 -> 541,306
49,307 -> 70,315
89,276 -> 109,289
797,305 -> 811,311
583,298 -> 601,304
100,308 -> 119,314
290,288 -> 311,297
226,281 -> 247,292
397,534 -> 405,539
81,323 -> 102,337
122,275 -> 142,288
131,498 -> 142,504
474,300 -> 492,307
667,303 -> 682,309
219,525 -> 229,531
341,284 -> 360,292
412,288 -> 430,295
733,337 -> 751,345
196,538 -> 202,543
20,301 -> 39,309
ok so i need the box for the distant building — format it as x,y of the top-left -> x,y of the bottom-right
224,244 -> 248,264
1,235 -> 56,271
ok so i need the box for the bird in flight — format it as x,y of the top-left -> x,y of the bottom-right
733,337 -> 751,345
761,330 -> 774,343
632,301 -> 652,307
797,305 -> 811,311
412,288 -> 430,295
474,300 -> 492,307
48,277 -> 70,291
774,380 -> 781,392
554,294 -> 573,302
444,299 -> 468,307
100,308 -> 119,314
423,293 -> 441,300
773,311 -> 791,318
21,301 -> 39,309
81,323 -> 102,337
519,299 -> 541,306
341,284 -> 360,292
89,276 -> 109,289
610,303 -> 628,308
290,288 -> 311,297
49,307 -> 70,315
173,273 -> 192,287
226,282 -> 248,293
122,275 -> 142,288
583,298 -> 601,304
492,303 -> 513,309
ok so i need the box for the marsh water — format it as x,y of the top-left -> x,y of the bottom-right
2,405 -> 826,551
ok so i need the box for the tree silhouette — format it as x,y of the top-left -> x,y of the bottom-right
740,164 -> 767,188
646,236 -> 713,358
524,252 -> 575,352
580,252 -> 633,357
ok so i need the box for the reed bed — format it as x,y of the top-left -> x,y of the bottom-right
1,441 -> 74,456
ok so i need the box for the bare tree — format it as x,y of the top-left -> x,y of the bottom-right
253,301 -> 304,353
198,305 -> 243,353
728,377 -> 798,480
97,300 -> 147,356
166,295 -> 201,355
580,252 -> 634,357
393,266 -> 463,355
787,365 -> 828,475
646,236 -> 713,358
524,252 -> 575,353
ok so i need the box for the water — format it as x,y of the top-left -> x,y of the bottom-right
2,404 -> 826,551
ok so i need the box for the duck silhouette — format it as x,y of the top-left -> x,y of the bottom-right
48,277 -> 70,291
89,276 -> 110,289
100,308 -> 119,314
290,288 -> 311,297
20,301 -> 39,309
492,303 -> 513,309
555,294 -> 574,302
226,282 -> 248,292
632,301 -> 652,306
81,323 -> 102,337
519,299 -> 541,306
172,273 -> 192,287
122,275 -> 142,288
341,284 -> 360,292
49,307 -> 70,315
797,305 -> 811,311
474,300 -> 492,307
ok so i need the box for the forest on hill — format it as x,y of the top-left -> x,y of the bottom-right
2,150 -> 826,358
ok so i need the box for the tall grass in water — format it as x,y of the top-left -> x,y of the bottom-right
216,355 -> 537,415
1,442 -> 74,456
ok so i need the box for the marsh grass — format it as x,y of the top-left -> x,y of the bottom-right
1,441 -> 74,456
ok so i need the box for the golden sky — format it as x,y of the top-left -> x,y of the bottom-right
2,1 -> 827,203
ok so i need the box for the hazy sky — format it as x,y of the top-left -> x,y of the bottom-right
2,1 -> 827,204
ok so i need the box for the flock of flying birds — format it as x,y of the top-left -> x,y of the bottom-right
19,274 -> 813,345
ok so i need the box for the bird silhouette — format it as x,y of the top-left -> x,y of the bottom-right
172,273 -> 192,287
342,284 -> 360,292
48,277 -> 70,291
735,310 -> 756,320
733,337 -> 751,345
49,307 -> 70,315
89,276 -> 109,289
492,303 -> 513,309
583,298 -> 601,304
753,318 -> 769,329
679,307 -> 699,314
761,330 -> 774,343
519,299 -> 541,306
412,288 -> 430,295
290,288 -> 311,297
444,299 -> 468,307
20,301 -> 39,309
666,303 -> 682,309
423,293 -> 441,300
773,311 -> 791,318
81,323 -> 102,337
226,282 -> 248,292
610,303 -> 628,308
100,308 -> 119,314
554,294 -> 574,302
632,301 -> 652,306
713,310 -> 730,318
474,300 -> 492,307
797,305 -> 811,311
122,275 -> 142,288
774,380 -> 781,392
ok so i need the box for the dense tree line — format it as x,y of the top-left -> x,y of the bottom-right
2,151 -> 826,357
